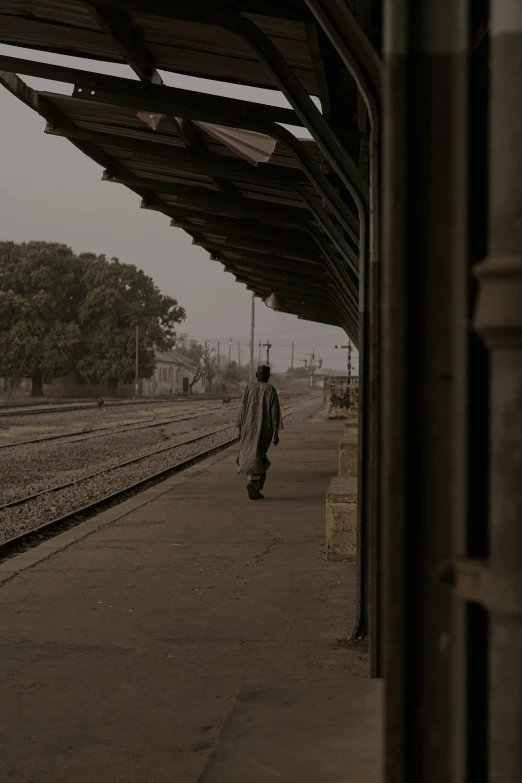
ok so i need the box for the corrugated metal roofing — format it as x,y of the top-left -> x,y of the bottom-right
0,0 -> 366,337
0,1 -> 320,92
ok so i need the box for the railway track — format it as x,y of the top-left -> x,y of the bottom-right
0,423 -> 236,513
0,402 -> 239,449
0,396 -> 239,418
0,398 -> 319,561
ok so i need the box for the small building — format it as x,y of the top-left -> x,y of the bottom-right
1,350 -> 205,399
141,350 -> 205,396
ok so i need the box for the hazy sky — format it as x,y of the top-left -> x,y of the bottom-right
0,44 -> 358,373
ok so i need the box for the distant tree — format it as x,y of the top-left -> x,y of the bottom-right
77,255 -> 185,396
285,366 -> 309,379
221,360 -> 243,385
175,336 -> 205,393
0,241 -> 83,396
203,343 -> 218,392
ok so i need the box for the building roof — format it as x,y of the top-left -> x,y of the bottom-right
0,0 -> 375,343
155,349 -> 199,372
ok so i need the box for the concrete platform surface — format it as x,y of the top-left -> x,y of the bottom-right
200,679 -> 382,783
0,418 -> 368,783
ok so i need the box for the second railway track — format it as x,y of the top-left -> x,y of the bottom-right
0,402 -> 239,449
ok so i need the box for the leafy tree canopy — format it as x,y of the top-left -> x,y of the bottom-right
0,241 -> 83,395
0,243 -> 186,396
76,255 -> 185,394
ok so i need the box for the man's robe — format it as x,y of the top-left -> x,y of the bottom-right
235,381 -> 283,475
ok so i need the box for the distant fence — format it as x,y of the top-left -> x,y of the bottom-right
324,376 -> 359,418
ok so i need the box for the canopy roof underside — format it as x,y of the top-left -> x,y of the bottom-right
0,0 -> 375,340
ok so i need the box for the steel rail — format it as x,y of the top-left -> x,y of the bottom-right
0,404 -> 238,450
0,435 -> 239,561
0,396 -> 235,418
0,400 -> 309,512
0,424 -> 237,512
0,398 -> 319,560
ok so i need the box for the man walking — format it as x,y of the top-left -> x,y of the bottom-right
236,365 -> 283,500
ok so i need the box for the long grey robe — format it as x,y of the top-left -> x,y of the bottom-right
235,381 -> 283,475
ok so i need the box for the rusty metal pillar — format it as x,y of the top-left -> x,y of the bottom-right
382,2 -> 469,781
474,3 -> 522,780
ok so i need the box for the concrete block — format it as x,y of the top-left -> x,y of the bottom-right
339,437 -> 358,477
343,422 -> 358,437
343,412 -> 358,435
326,477 -> 357,561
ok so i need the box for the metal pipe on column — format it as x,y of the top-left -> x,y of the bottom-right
382,2 -> 469,781
305,0 -> 383,669
249,294 -> 255,384
474,3 -> 522,780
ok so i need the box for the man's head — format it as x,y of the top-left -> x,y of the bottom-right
256,365 -> 271,383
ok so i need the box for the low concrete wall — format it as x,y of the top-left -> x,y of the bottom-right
323,377 -> 359,419
326,477 -> 358,561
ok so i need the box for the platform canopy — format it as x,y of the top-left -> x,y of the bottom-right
0,0 -> 374,342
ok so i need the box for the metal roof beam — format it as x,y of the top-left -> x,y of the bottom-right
198,245 -> 324,276
82,4 -> 196,147
0,69 -> 169,212
221,262 -> 328,291
202,244 -> 322,272
83,4 -> 162,83
189,234 -> 322,264
0,65 -> 359,332
108,151 -> 359,272
0,54 -> 360,244
231,276 -> 331,305
168,212 -> 361,315
169,215 -> 310,247
304,0 -> 382,114
135,185 -> 313,228
173,0 -> 315,23
46,124 -> 307,186
129,148 -> 306,192
213,255 -> 358,333
0,55 -> 303,129
91,2 -> 369,206
210,260 -> 324,287
171,215 -> 361,315
229,274 -> 331,301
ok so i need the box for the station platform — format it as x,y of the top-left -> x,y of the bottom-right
0,417 -> 373,783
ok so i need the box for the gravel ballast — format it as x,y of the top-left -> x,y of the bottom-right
0,396 -> 321,543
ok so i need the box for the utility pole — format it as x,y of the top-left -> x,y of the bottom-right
263,339 -> 272,365
258,340 -> 262,365
249,293 -> 255,382
309,347 -> 316,388
335,340 -> 353,378
238,341 -> 241,366
228,338 -> 232,368
134,324 -> 139,397
291,341 -> 294,369
217,341 -> 220,371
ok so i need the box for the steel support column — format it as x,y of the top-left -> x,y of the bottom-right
474,3 -> 522,780
305,0 -> 383,671
382,2 -> 469,781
